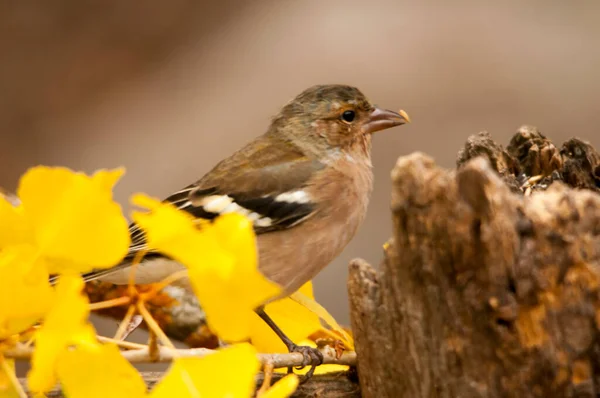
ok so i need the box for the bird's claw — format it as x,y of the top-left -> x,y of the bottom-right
288,344 -> 324,381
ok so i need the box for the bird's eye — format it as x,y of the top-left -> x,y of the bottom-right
341,110 -> 356,123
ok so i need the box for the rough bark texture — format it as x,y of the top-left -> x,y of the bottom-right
349,126 -> 600,397
457,125 -> 600,195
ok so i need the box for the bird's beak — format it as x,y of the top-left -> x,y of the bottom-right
363,107 -> 411,135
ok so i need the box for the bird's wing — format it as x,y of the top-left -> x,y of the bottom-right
77,135 -> 324,284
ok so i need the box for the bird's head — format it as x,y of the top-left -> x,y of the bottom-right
271,84 -> 410,156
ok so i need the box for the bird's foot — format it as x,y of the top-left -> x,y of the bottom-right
254,307 -> 323,381
287,343 -> 324,381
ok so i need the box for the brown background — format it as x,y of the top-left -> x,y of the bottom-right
2,1 -> 599,337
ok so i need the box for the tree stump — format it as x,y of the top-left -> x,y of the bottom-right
349,127 -> 600,397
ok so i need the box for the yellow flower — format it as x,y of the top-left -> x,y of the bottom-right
28,274 -> 97,393
56,343 -> 298,398
0,166 -> 129,274
151,344 -> 259,398
16,167 -> 130,274
0,166 -> 129,340
0,247 -> 53,339
260,374 -> 299,398
288,289 -> 354,350
57,343 -> 146,398
249,282 -> 321,353
150,344 -> 298,397
131,194 -> 281,342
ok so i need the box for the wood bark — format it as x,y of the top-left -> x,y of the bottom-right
349,126 -> 600,397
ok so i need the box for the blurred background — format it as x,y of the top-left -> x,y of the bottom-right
2,1 -> 600,334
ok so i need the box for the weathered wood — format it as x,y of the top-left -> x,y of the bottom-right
457,130 -> 522,192
349,142 -> 600,397
458,126 -> 599,194
24,371 -> 360,398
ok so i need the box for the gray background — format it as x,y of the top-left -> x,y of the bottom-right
2,1 -> 599,338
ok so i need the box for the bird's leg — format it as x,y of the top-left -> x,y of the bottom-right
255,307 -> 323,379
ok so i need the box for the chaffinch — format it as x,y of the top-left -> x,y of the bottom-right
83,84 -> 410,374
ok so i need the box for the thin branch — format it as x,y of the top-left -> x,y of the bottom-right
256,361 -> 274,396
123,347 -> 357,368
113,304 -> 136,341
88,296 -> 130,311
121,315 -> 144,341
0,354 -> 27,398
136,301 -> 176,349
3,344 -> 357,368
96,336 -> 147,350
140,269 -> 189,300
127,250 -> 147,296
148,330 -> 159,362
121,314 -> 144,340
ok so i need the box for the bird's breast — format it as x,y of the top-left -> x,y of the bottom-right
257,157 -> 373,295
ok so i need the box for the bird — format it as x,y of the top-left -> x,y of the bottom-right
79,84 -> 410,375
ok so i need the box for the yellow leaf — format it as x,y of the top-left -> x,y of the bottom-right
249,282 -> 321,353
0,198 -> 31,248
28,274 -> 97,393
129,193 -> 198,250
0,247 -> 53,339
150,344 -> 259,398
289,290 -> 354,350
192,214 -> 282,342
132,195 -> 281,342
56,343 -> 146,398
260,374 -> 299,398
0,358 -> 20,398
17,166 -> 130,274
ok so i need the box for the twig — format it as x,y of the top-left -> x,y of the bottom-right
96,336 -> 147,350
256,361 -> 274,396
128,250 -> 147,296
140,270 -> 189,300
121,315 -> 144,341
89,296 -> 130,311
136,301 -> 176,349
148,330 -> 159,362
126,347 -> 356,368
3,344 -> 357,368
113,304 -> 136,341
0,354 -> 27,398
